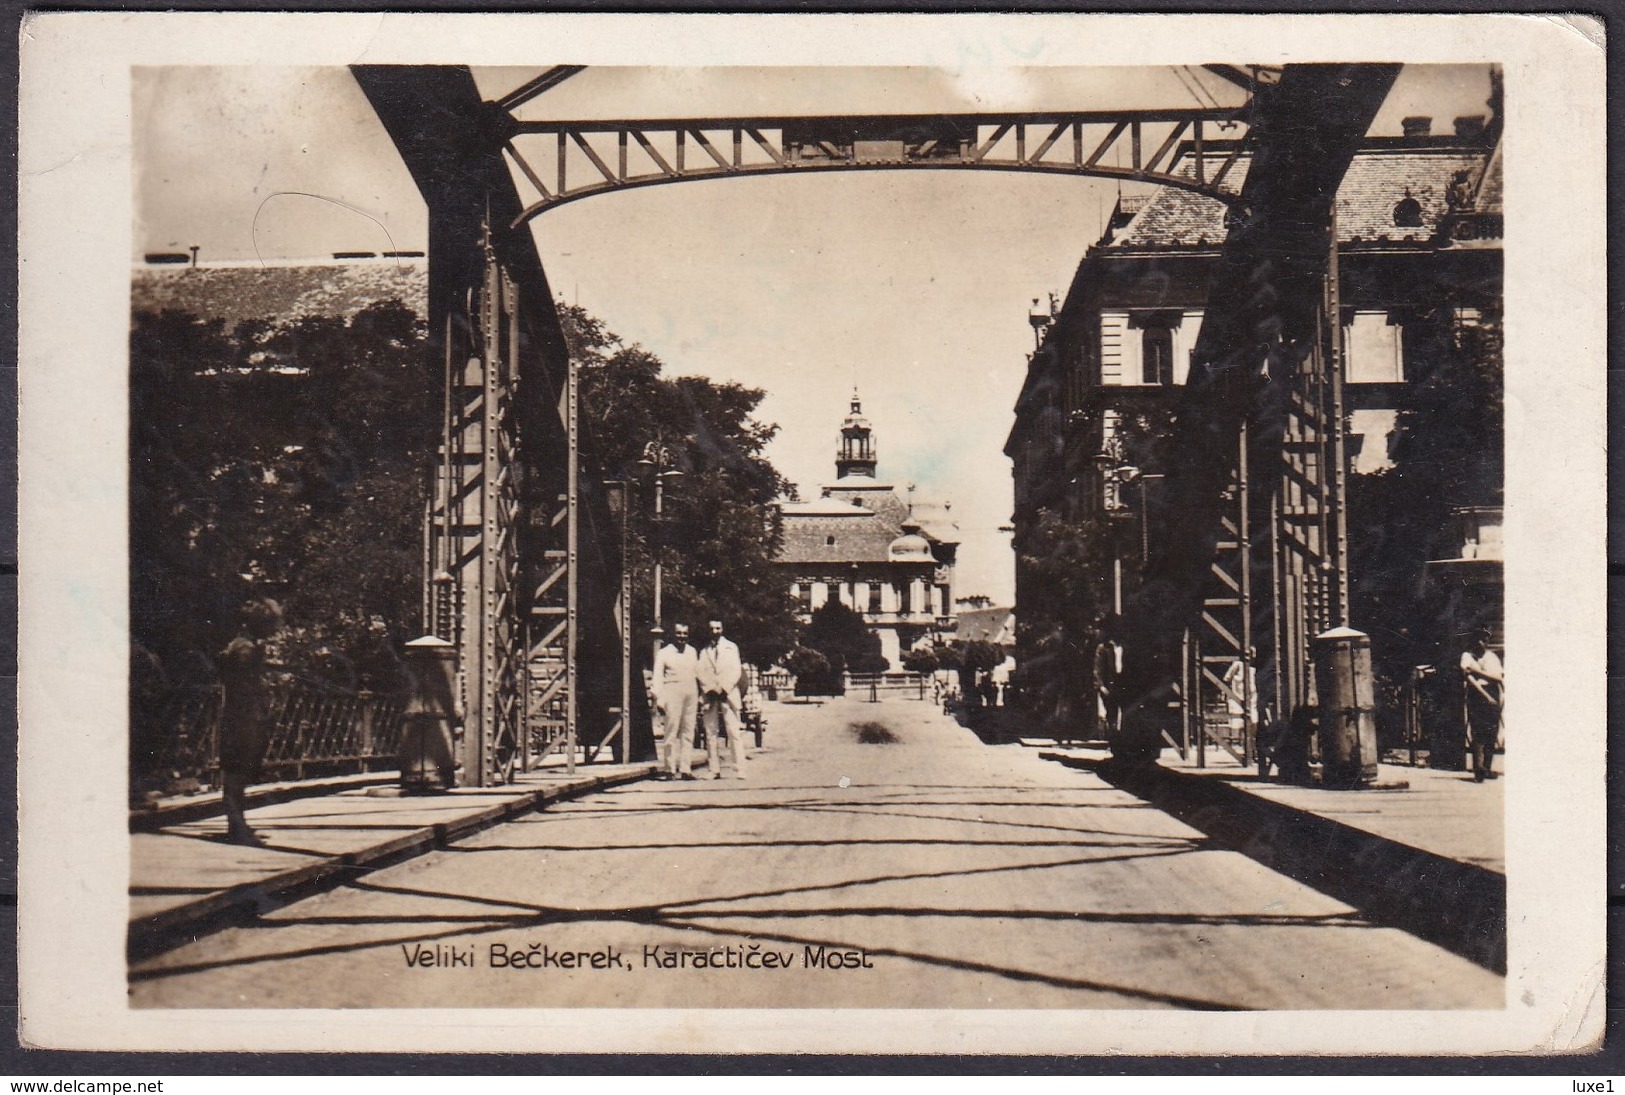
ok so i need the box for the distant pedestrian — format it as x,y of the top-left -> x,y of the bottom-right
1094,616 -> 1124,739
1223,647 -> 1259,735
654,624 -> 699,780
1461,629 -> 1504,782
698,619 -> 748,779
216,598 -> 282,846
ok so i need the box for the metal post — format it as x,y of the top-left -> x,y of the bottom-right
1327,204 -> 1352,628
1238,420 -> 1254,766
476,232 -> 502,787
1194,632 -> 1206,769
564,345 -> 579,775
617,483 -> 632,764
651,470 -> 665,666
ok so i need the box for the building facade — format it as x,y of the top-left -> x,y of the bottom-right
777,394 -> 959,669
1007,109 -> 1503,739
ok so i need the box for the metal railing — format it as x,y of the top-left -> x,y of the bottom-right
135,675 -> 408,795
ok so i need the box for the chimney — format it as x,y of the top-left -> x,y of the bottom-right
1401,116 -> 1432,138
1453,114 -> 1487,139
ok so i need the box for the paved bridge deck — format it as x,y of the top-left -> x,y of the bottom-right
130,698 -> 1508,987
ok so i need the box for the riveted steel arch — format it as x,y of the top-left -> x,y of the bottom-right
499,109 -> 1251,228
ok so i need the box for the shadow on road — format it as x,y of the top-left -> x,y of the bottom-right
1042,752 -> 1507,975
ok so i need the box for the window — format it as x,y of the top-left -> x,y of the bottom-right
899,582 -> 912,615
826,534 -> 836,546
1142,326 -> 1174,385
868,584 -> 882,613
1392,196 -> 1423,228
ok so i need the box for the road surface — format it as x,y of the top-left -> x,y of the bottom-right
130,695 -> 1503,1010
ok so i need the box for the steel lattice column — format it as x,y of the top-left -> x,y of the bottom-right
356,65 -> 598,786
1116,63 -> 1399,764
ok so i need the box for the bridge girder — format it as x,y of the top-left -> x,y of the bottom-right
354,65 -> 636,786
1114,63 -> 1403,761
501,109 -> 1248,224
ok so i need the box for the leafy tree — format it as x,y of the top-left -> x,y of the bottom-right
130,301 -> 435,690
900,646 -> 940,675
784,645 -> 840,697
1348,302 -> 1503,692
1012,506 -> 1114,728
561,305 -> 799,668
801,597 -> 888,675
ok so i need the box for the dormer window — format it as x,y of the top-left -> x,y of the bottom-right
1392,196 -> 1423,228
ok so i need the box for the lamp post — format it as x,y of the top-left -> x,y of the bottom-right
1093,453 -> 1140,616
603,479 -> 632,762
637,439 -> 683,665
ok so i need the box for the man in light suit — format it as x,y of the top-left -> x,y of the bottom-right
697,618 -> 748,779
654,623 -> 700,780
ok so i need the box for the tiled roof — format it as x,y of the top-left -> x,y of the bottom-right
777,509 -> 905,565
955,606 -> 1014,643
781,497 -> 872,517
1112,145 -> 1492,251
825,485 -> 911,524
1473,144 -> 1502,214
131,260 -> 428,330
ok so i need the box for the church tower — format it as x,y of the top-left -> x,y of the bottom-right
836,389 -> 877,480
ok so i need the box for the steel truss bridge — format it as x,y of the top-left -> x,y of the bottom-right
352,62 -> 1390,784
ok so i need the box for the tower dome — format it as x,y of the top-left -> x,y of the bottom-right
888,521 -> 935,563
836,388 -> 878,480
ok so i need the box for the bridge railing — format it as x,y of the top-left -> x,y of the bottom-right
846,672 -> 933,701
135,675 -> 407,797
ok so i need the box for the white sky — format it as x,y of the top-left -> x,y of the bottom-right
134,64 -> 1494,604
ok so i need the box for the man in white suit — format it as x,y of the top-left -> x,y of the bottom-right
697,618 -> 748,779
654,623 -> 700,780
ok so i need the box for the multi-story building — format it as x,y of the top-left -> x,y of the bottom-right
1007,110 -> 1503,737
777,393 -> 959,669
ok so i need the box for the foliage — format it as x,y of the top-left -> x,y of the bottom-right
130,301 -> 434,688
561,305 -> 799,668
957,639 -> 1006,673
1011,506 -> 1115,725
899,646 -> 940,675
801,597 -> 889,676
1348,303 -> 1503,689
784,645 -> 841,697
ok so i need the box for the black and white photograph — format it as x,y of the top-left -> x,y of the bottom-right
16,12 -> 1607,1055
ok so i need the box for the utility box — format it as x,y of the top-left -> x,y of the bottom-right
1313,626 -> 1379,788
400,636 -> 459,792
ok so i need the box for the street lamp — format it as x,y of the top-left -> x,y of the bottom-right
637,439 -> 683,663
1093,452 -> 1140,616
1028,296 -> 1055,351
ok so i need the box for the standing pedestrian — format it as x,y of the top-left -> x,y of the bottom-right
1461,629 -> 1504,782
1094,615 -> 1124,740
1223,647 -> 1259,736
654,623 -> 700,780
698,618 -> 748,779
216,598 -> 282,846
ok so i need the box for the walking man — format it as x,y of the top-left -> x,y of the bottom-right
1094,615 -> 1124,740
1461,628 -> 1504,782
698,618 -> 748,779
217,598 -> 282,846
655,623 -> 700,780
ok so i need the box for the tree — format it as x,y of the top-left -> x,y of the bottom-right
900,646 -> 940,675
784,645 -> 840,697
561,305 -> 800,668
1348,302 -> 1503,692
129,301 -> 435,688
801,598 -> 888,675
1012,506 -> 1114,727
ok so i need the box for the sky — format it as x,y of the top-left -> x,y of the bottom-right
135,64 -> 1494,605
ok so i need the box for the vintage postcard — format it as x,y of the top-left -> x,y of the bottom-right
17,12 -> 1606,1054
